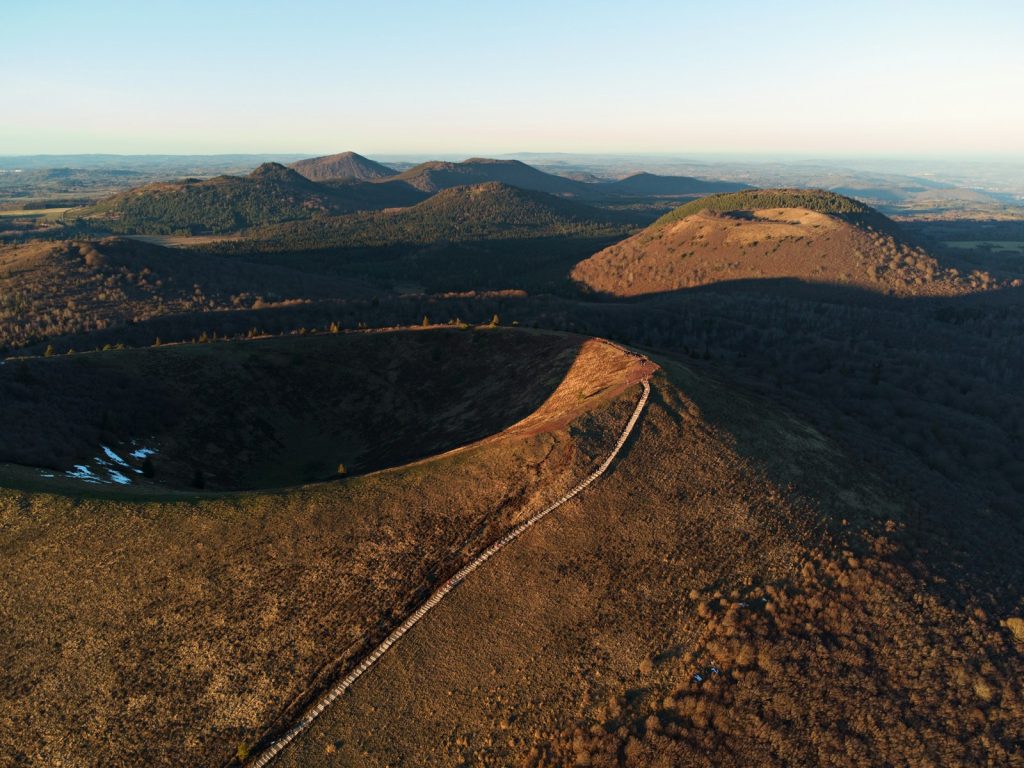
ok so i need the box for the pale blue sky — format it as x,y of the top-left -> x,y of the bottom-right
3,0 -> 1022,155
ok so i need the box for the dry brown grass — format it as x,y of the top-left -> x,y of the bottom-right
0,330 -> 644,767
272,366 -> 824,767
270,359 -> 1024,768
4,331 -> 1021,767
572,208 -> 992,297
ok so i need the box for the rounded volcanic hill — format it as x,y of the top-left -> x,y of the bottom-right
289,151 -> 398,182
0,327 -> 648,493
238,181 -> 628,254
3,330 -> 1022,768
389,181 -> 622,236
264,352 -> 1024,768
69,163 -> 340,234
0,327 -> 654,768
384,158 -> 593,196
571,188 -> 993,298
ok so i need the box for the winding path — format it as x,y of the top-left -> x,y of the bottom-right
248,371 -> 652,767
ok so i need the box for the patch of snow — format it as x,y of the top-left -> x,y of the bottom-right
129,447 -> 156,459
101,446 -> 129,466
107,469 -> 132,485
693,673 -> 704,683
66,465 -> 104,484
40,473 -> 55,478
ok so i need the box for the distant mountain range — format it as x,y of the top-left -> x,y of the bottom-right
605,171 -> 748,197
67,153 -> 750,235
385,158 -> 594,196
379,159 -> 749,198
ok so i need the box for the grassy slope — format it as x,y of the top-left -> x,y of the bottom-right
235,182 -> 628,252
211,182 -> 634,294
0,330 -> 648,768
69,163 -> 425,235
0,238 -> 371,352
274,356 -> 1024,768
573,189 -> 990,297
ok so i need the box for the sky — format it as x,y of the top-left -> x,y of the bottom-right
3,0 -> 1023,156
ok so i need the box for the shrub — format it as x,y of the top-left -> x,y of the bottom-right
654,189 -> 875,229
1005,617 -> 1024,643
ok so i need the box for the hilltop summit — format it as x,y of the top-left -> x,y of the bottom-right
248,161 -> 314,184
385,158 -> 593,196
289,151 -> 397,181
572,188 -> 990,297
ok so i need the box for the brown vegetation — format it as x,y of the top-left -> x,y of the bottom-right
0,331 -> 645,767
572,201 -> 995,297
1,178 -> 1022,768
0,238 -> 370,352
269,362 -> 1024,768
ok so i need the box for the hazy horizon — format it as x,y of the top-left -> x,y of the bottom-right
5,0 -> 1022,156
3,151 -> 1024,161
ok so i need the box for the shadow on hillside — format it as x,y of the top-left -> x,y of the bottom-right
9,291 -> 552,359
903,218 -> 1024,241
630,279 -> 1024,612
580,272 -> 1024,308
227,233 -> 622,295
0,329 -> 585,494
